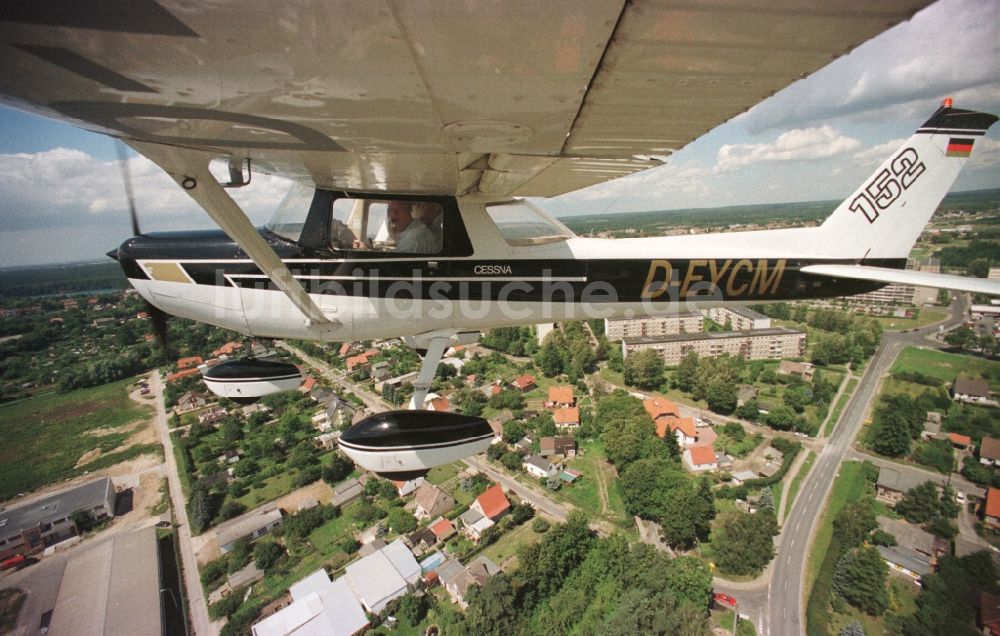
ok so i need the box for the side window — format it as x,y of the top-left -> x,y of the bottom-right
328,199 -> 443,254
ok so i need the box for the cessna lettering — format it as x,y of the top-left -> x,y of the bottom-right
474,265 -> 513,275
641,259 -> 787,300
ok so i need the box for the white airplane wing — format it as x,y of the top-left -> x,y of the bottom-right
0,0 -> 934,197
800,264 -> 1000,296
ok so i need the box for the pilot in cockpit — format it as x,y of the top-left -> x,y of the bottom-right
385,201 -> 438,253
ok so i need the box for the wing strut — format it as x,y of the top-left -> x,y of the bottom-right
128,141 -> 337,330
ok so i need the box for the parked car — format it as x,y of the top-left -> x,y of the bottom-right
0,554 -> 26,570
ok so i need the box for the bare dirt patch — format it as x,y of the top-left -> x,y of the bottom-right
75,448 -> 102,468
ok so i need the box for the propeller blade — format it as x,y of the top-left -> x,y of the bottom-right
115,141 -> 141,236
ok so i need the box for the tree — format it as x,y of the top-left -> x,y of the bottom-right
322,452 -> 354,485
623,349 -> 664,389
487,443 -> 506,461
896,481 -> 941,524
833,499 -> 876,548
511,503 -> 535,525
532,517 -> 550,533
253,541 -> 285,572
501,452 -> 523,472
915,438 -> 955,474
387,508 -> 417,534
674,353 -> 700,393
871,413 -> 912,457
711,510 -> 778,576
833,546 -> 888,615
464,573 -> 519,636
397,594 -> 430,627
705,379 -> 738,414
663,556 -> 713,610
839,621 -> 867,636
189,488 -> 218,533
502,420 -> 525,444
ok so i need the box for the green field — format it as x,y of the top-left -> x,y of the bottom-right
868,308 -> 949,331
824,377 -> 858,437
891,347 -> 1000,384
0,377 -> 154,499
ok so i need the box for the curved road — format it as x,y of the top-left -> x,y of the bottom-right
712,295 -> 966,635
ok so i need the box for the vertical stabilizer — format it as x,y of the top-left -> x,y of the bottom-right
815,101 -> 996,260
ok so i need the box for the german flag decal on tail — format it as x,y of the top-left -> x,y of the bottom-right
946,138 -> 974,157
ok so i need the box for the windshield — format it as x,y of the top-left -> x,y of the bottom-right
264,183 -> 314,242
485,200 -> 573,246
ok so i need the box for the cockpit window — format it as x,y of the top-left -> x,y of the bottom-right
264,183 -> 314,242
485,200 -> 573,246
329,198 -> 443,254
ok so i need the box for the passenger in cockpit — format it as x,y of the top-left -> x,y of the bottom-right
387,201 -> 437,253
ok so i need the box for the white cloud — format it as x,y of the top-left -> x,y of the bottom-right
715,126 -> 861,172
852,138 -> 906,164
0,148 -> 292,232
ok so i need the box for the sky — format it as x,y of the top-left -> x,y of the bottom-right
0,0 -> 998,267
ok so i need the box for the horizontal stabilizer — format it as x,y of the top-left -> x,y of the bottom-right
800,264 -> 1000,296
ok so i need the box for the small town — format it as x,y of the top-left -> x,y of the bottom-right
1,193 -> 999,636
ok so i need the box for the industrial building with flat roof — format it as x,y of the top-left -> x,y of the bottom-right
622,327 -> 805,365
48,526 -> 162,636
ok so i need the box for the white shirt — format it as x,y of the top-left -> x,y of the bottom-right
395,221 -> 438,253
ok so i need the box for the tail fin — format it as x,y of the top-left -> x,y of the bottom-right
816,101 -> 997,260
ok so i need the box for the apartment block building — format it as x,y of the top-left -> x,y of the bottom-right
604,312 -> 703,340
623,327 -> 806,366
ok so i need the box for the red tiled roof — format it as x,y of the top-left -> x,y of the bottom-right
553,407 -> 580,425
689,445 -> 717,466
672,417 -> 698,439
299,376 -> 316,393
643,398 -> 679,421
949,432 -> 972,446
548,386 -> 574,404
987,487 -> 1000,519
166,367 -> 200,383
212,341 -> 242,357
475,484 -> 510,520
430,397 -> 452,412
430,518 -> 455,539
511,374 -> 536,390
346,349 -> 378,371
177,356 -> 203,369
339,342 -> 353,356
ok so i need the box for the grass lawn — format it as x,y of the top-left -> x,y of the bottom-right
234,470 -> 297,509
891,347 -> 1000,384
805,461 -> 876,596
824,378 -> 858,437
551,439 -> 629,527
481,521 -> 543,569
784,452 -> 816,522
714,608 -> 758,636
0,377 -> 153,499
868,308 -> 949,331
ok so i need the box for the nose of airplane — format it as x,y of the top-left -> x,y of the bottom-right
106,248 -> 119,261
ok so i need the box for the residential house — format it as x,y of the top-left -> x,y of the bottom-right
175,391 -> 209,414
252,570 -> 369,636
92,317 -> 116,328
407,527 -> 438,553
777,360 -> 815,381
539,436 -> 576,458
371,361 -> 391,382
429,517 -> 456,543
643,397 -> 680,422
510,374 -> 536,392
513,436 -> 533,455
953,377 -> 993,405
876,468 -> 936,506
435,558 -> 468,607
346,350 -> 378,373
314,432 -> 339,450
553,407 -> 580,429
428,396 -> 452,412
377,371 -> 418,395
177,355 -> 204,370
731,470 -> 759,485
546,386 -> 575,408
331,479 -> 364,507
212,341 -> 242,358
471,484 -> 510,521
877,545 -> 933,580
312,410 -> 333,432
338,342 -> 355,357
458,508 -> 494,541
949,432 -> 972,450
440,555 -> 500,609
921,413 -> 942,440
980,437 -> 1000,466
559,469 -> 582,484
198,408 -> 229,426
298,376 -> 317,394
976,590 -> 1000,636
656,417 -> 698,448
684,445 -> 719,472
391,477 -> 425,497
414,484 -> 455,519
985,487 -> 1000,530
877,517 -> 946,562
523,455 -> 558,479
240,403 -> 269,419
166,367 -> 200,383
217,509 -> 284,553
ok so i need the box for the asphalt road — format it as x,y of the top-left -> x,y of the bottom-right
151,372 -> 216,636
278,343 -> 387,413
